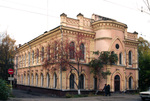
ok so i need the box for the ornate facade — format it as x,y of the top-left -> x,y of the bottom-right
14,13 -> 139,94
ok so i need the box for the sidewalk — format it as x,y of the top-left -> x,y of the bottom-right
7,89 -> 141,101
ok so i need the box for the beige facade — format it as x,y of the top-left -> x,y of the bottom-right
14,13 -> 139,92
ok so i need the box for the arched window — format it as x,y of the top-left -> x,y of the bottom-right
21,75 -> 23,84
79,74 -> 84,89
129,51 -> 132,65
119,52 -> 123,65
27,74 -> 30,85
94,77 -> 97,90
53,73 -> 57,88
41,47 -> 44,62
70,73 -> 75,89
46,73 -> 50,87
25,53 -> 26,66
36,49 -> 39,64
24,74 -> 26,85
54,43 -> 58,59
36,74 -> 38,86
31,74 -> 34,85
129,77 -> 133,89
69,42 -> 75,59
80,43 -> 85,60
28,52 -> 30,66
47,45 -> 50,61
22,55 -> 23,67
111,51 -> 115,64
32,51 -> 34,64
41,73 -> 44,87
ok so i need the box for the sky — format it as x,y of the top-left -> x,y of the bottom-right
0,0 -> 150,45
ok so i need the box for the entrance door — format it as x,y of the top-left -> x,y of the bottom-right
114,75 -> 120,92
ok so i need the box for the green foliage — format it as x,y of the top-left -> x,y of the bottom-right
89,51 -> 118,76
89,51 -> 118,94
65,93 -> 72,98
138,37 -> 150,91
0,34 -> 16,81
0,79 -> 10,100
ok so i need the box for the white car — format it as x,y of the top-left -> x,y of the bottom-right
140,87 -> 150,101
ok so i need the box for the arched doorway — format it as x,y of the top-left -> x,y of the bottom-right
114,75 -> 120,92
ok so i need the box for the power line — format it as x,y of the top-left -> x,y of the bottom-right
103,0 -> 140,12
0,4 -> 59,18
0,0 -> 46,11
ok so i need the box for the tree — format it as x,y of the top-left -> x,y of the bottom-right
138,37 -> 150,91
89,51 -> 118,95
0,33 -> 16,81
41,34 -> 89,95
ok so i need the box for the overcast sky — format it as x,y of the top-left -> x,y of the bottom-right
0,0 -> 150,45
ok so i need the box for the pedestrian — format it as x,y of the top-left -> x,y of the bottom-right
102,84 -> 107,96
107,84 -> 111,96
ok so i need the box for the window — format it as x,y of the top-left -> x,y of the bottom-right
69,42 -> 75,59
79,74 -> 84,89
28,52 -> 30,66
54,43 -> 58,59
80,43 -> 85,60
116,44 -> 119,49
46,73 -> 50,87
25,54 -> 26,66
16,56 -> 18,68
94,77 -> 97,90
36,49 -> 39,64
36,74 -> 38,86
53,73 -> 57,88
24,74 -> 26,84
22,55 -> 23,67
119,52 -> 123,65
41,73 -> 44,87
70,73 -> 75,89
111,51 -> 115,64
129,77 -> 133,89
32,51 -> 34,64
129,51 -> 132,65
41,47 -> 44,62
31,74 -> 34,85
28,74 -> 30,85
47,45 -> 50,61
21,75 -> 23,84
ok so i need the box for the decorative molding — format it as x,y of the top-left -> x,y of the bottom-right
92,20 -> 127,32
94,37 -> 112,40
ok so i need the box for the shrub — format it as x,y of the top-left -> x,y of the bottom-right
0,79 -> 10,100
65,93 -> 72,98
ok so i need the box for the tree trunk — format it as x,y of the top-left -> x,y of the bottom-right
78,89 -> 81,95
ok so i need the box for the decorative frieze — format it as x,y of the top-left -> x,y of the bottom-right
92,21 -> 127,32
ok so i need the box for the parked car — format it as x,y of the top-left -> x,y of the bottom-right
140,87 -> 150,101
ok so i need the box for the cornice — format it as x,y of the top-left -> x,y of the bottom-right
92,20 -> 127,32
17,26 -> 61,51
16,25 -> 95,52
94,37 -> 112,40
61,26 -> 95,38
124,39 -> 139,46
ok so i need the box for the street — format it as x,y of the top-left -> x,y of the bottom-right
7,89 -> 142,101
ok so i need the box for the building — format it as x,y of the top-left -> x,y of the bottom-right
14,13 -> 139,95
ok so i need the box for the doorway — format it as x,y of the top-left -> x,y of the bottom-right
114,75 -> 120,92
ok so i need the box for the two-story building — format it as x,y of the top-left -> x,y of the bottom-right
14,13 -> 139,95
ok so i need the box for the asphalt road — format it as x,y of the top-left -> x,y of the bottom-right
7,89 -> 142,101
